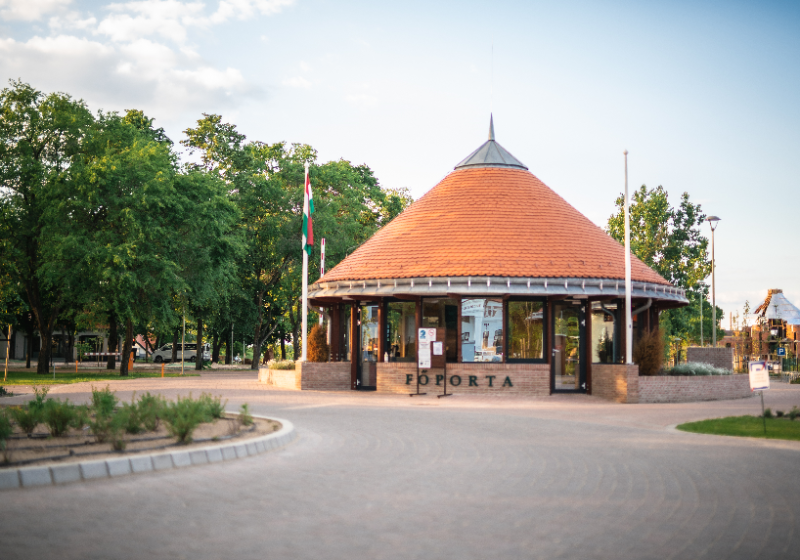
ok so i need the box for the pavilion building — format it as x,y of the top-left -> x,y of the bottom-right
306,117 -> 688,396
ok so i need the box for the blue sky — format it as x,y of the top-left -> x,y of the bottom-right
2,0 -> 798,323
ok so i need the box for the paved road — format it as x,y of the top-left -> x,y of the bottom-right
1,373 -> 799,560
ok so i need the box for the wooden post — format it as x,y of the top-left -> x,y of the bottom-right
585,301 -> 592,394
378,299 -> 388,362
350,302 -> 358,390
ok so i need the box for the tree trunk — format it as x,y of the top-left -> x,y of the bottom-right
65,332 -> 74,364
9,328 -> 16,360
107,313 -> 118,370
212,331 -> 220,363
38,329 -> 53,375
280,329 -> 285,361
120,318 -> 133,376
171,329 -> 179,363
195,314 -> 204,371
25,325 -> 33,368
225,332 -> 232,365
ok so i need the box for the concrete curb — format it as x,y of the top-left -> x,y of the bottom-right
0,413 -> 295,491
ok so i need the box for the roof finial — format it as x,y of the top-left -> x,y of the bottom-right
489,113 -> 495,141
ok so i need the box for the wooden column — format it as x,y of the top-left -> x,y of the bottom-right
377,299 -> 388,362
456,297 -> 462,363
329,305 -> 341,361
585,300 -> 592,394
350,302 -> 358,390
415,298 -> 422,359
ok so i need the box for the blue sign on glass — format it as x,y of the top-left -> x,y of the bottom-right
777,347 -> 786,356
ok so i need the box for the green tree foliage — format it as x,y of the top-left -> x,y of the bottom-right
607,185 -> 724,345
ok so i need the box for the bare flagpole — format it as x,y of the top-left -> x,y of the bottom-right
624,150 -> 633,364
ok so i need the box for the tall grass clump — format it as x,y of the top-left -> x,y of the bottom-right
42,399 -> 77,437
198,393 -> 227,421
91,385 -> 118,416
270,360 -> 296,370
667,362 -> 732,376
0,409 -> 12,459
162,395 -> 206,443
137,392 -> 165,431
633,328 -> 664,376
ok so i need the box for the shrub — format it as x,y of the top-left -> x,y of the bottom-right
0,386 -> 9,397
11,406 -> 40,435
30,385 -> 50,412
91,385 -> 118,416
270,360 -> 296,371
0,409 -> 12,445
763,407 -> 773,419
791,377 -> 800,385
162,395 -> 206,443
633,328 -> 664,376
667,362 -> 732,376
42,399 -> 76,437
239,403 -> 253,427
308,324 -> 330,362
776,410 -> 785,418
137,392 -> 164,431
198,393 -> 227,421
789,406 -> 800,421
119,400 -> 144,435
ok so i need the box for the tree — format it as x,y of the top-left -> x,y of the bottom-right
607,185 -> 724,345
0,80 -> 94,373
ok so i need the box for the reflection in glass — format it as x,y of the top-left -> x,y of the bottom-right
553,302 -> 581,390
388,302 -> 416,361
422,298 -> 458,362
508,301 -> 544,360
461,298 -> 503,362
591,301 -> 617,363
359,305 -> 378,388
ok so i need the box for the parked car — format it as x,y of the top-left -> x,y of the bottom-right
151,343 -> 211,363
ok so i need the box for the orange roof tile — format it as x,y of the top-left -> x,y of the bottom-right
322,167 -> 670,286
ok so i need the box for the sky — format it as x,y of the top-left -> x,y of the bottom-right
1,0 -> 799,324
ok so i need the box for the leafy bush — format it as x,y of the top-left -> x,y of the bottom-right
42,399 -> 77,437
137,392 -> 164,431
270,360 -> 296,370
789,406 -> 799,421
776,410 -> 785,418
308,324 -> 329,362
0,409 -> 12,444
763,407 -> 773,419
162,395 -> 206,443
91,385 -> 118,416
666,362 -> 732,376
30,385 -> 50,412
0,385 -> 9,396
198,393 -> 227,421
791,377 -> 800,385
239,403 -> 253,426
118,401 -> 144,435
633,328 -> 664,376
11,406 -> 40,434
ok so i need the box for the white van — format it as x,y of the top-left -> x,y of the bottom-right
151,343 -> 211,363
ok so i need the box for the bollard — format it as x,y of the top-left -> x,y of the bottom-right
161,363 -> 164,378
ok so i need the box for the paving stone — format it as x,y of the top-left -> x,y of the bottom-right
171,451 -> 191,468
233,443 -> 248,458
0,469 -> 20,489
245,442 -> 258,455
50,464 -> 82,485
130,455 -> 154,473
151,454 -> 173,471
206,448 -> 223,463
80,460 -> 108,480
255,440 -> 266,453
189,450 -> 208,465
106,458 -> 131,477
19,467 -> 52,487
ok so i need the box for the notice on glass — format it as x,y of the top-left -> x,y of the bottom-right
418,341 -> 431,369
418,328 -> 436,342
749,361 -> 769,391
433,341 -> 443,356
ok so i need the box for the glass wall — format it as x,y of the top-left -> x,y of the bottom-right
553,301 -> 582,390
591,301 -> 617,363
422,298 -> 458,362
388,302 -> 416,362
359,305 -> 379,388
461,298 -> 503,362
508,300 -> 545,361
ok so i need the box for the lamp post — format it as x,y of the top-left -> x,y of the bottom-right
707,216 -> 721,346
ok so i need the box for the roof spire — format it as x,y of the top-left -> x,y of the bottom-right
489,113 -> 495,141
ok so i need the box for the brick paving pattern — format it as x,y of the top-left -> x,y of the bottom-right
1,372 -> 799,559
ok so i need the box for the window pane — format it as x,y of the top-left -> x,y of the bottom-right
388,302 -> 416,362
422,298 -> 458,362
461,298 -> 503,362
508,301 -> 544,360
591,302 -> 616,363
360,305 -> 379,363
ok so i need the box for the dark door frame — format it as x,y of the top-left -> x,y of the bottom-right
550,300 -> 587,394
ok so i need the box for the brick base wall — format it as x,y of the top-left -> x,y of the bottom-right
592,364 -> 640,403
376,362 -> 550,396
638,374 -> 751,403
299,362 -> 351,391
686,347 -> 734,371
258,362 -> 351,391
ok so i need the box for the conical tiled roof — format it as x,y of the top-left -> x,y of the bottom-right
754,289 -> 800,325
321,165 -> 669,286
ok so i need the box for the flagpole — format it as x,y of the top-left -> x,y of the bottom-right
302,162 -> 310,362
624,150 -> 632,364
319,238 -> 326,326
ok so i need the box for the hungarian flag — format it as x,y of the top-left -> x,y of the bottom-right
302,166 -> 314,255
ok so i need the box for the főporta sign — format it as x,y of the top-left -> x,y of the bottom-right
405,374 -> 514,388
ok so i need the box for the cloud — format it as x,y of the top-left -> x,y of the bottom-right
0,0 -> 71,22
345,92 -> 377,107
283,76 -> 310,88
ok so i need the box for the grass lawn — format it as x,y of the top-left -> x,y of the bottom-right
0,369 -> 199,386
677,415 -> 800,441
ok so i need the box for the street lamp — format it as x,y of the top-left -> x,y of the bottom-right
707,216 -> 721,346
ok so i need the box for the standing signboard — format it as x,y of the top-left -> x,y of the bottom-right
749,360 -> 769,434
418,328 -> 435,369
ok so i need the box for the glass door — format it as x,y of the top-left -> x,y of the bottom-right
358,304 -> 378,390
552,301 -> 586,392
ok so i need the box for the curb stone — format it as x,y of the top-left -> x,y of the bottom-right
2,414 -> 295,490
